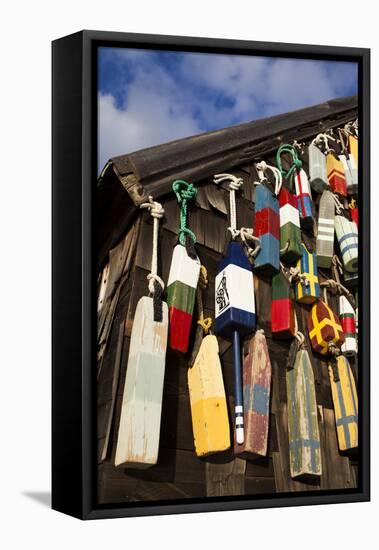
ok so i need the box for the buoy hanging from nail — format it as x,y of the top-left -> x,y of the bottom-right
167,180 -> 200,353
335,215 -> 358,273
328,355 -> 358,451
307,299 -> 344,355
214,173 -> 257,445
188,266 -> 230,457
253,161 -> 281,274
271,269 -> 295,338
294,168 -> 313,230
235,330 -> 271,457
327,152 -> 347,196
115,197 -> 168,467
286,331 -> 322,479
308,137 -> 328,193
276,143 -> 313,230
316,190 -> 335,269
278,186 -> 302,264
339,295 -> 357,356
295,244 -> 320,304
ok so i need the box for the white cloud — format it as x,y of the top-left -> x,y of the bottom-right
98,50 -> 357,173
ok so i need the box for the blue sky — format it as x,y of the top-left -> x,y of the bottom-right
98,47 -> 357,172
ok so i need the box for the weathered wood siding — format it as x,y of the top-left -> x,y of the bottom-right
97,165 -> 358,504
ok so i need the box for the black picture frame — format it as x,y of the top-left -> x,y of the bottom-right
52,30 -> 370,520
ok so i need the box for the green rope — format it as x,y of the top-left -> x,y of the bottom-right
276,144 -> 303,188
172,179 -> 198,246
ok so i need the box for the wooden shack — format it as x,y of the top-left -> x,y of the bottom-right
97,95 -> 358,504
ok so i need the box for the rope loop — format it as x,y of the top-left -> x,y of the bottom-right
140,195 -> 165,219
288,266 -> 309,286
295,331 -> 305,346
276,143 -> 303,183
255,160 -> 283,196
240,227 -> 261,260
197,317 -> 212,334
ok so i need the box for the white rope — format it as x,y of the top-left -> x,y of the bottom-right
255,161 -> 283,196
214,173 -> 243,239
240,227 -> 261,259
312,133 -> 335,154
288,266 -> 309,287
140,196 -> 165,295
333,194 -> 344,215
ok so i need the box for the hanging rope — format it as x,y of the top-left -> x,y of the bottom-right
213,173 -> 243,239
213,173 -> 261,261
311,133 -> 336,154
188,265 -> 212,368
321,278 -> 355,306
140,196 -> 165,322
276,143 -> 303,186
255,160 -> 283,196
288,266 -> 309,287
333,193 -> 345,215
172,179 -> 198,259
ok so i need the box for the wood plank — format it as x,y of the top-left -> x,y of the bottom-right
100,321 -> 124,462
205,452 -> 246,497
319,407 -> 351,490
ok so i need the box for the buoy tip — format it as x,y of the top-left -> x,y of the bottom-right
236,428 -> 244,445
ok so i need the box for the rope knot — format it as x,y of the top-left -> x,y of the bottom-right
140,196 -> 165,219
197,317 -> 212,334
147,273 -> 164,295
255,161 -> 283,196
213,173 -> 243,191
276,143 -> 303,187
172,180 -> 197,203
172,179 -> 198,250
240,227 -> 261,260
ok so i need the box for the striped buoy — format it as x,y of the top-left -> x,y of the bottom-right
308,143 -> 328,193
307,300 -> 344,355
294,168 -> 313,229
339,295 -> 357,356
271,271 -> 295,338
295,244 -> 320,304
287,345 -> 322,479
215,241 -> 256,444
335,215 -> 358,273
214,173 -> 256,445
235,330 -> 271,457
326,152 -> 347,196
278,187 -> 302,264
339,154 -> 358,195
167,244 -> 200,352
167,180 -> 200,353
316,190 -> 335,268
328,355 -> 358,451
253,170 -> 280,274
